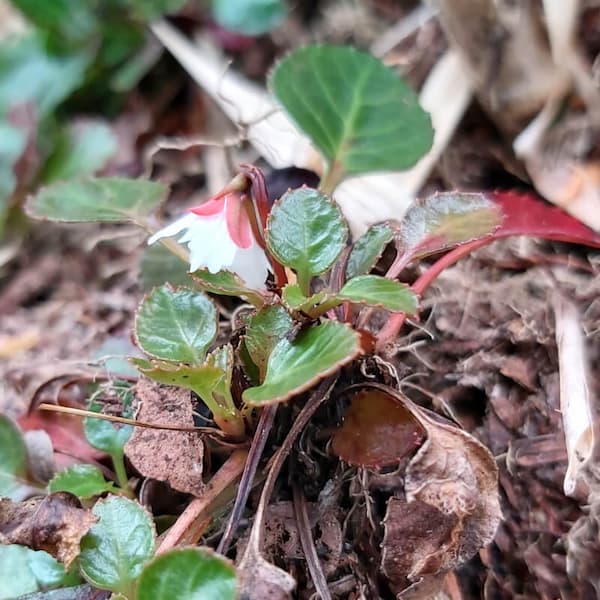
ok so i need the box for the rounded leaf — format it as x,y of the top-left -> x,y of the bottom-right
79,496 -> 155,596
266,187 -> 347,288
136,547 -> 237,600
135,285 -> 217,365
0,416 -> 28,499
270,45 -> 433,179
48,464 -> 114,498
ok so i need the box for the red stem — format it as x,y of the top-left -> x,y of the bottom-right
376,238 -> 488,350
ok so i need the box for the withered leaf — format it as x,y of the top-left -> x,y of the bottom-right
0,493 -> 96,569
124,378 -> 205,496
238,551 -> 295,600
356,384 -> 502,594
331,388 -> 427,467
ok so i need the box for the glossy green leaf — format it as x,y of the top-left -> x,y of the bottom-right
191,268 -> 267,307
0,415 -> 29,500
337,275 -> 418,313
245,305 -> 293,378
243,321 -> 361,405
48,464 -> 115,498
267,188 -> 347,292
140,244 -> 193,291
79,496 -> 155,596
26,177 -> 166,223
136,547 -> 237,600
212,0 -> 285,36
84,396 -> 133,455
0,546 -> 79,599
398,192 -> 503,260
270,45 -> 433,181
135,285 -> 217,365
133,345 -> 240,422
346,222 -> 394,279
42,121 -> 117,183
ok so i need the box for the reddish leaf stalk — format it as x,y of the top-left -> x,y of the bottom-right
240,164 -> 287,289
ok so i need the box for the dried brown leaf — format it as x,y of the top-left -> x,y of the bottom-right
124,378 -> 205,496
372,384 -> 501,594
0,493 -> 96,569
237,551 -> 296,600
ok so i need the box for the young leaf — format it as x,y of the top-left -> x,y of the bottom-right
346,222 -> 394,279
192,268 -> 267,307
281,284 -> 329,314
243,321 -> 361,405
135,285 -> 217,365
270,45 -> 433,183
398,192 -> 503,260
212,0 -> 286,36
245,305 -> 293,378
26,548 -> 81,590
79,496 -> 155,597
136,547 -> 237,600
48,464 -> 115,499
26,177 -> 166,223
0,415 -> 29,500
337,275 -> 418,313
267,187 -> 347,293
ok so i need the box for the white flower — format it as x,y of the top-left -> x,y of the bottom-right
148,192 -> 271,290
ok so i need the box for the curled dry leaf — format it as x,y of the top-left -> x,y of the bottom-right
124,378 -> 205,497
332,384 -> 500,596
0,492 -> 96,569
237,551 -> 296,600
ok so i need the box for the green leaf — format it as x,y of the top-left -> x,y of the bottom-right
79,496 -> 155,597
0,121 -> 26,235
0,545 -> 38,599
0,546 -> 78,599
135,285 -> 217,365
26,177 -> 166,223
398,192 -> 503,260
281,284 -> 330,314
42,121 -> 117,183
245,305 -> 293,378
136,547 -> 237,600
346,222 -> 394,279
0,34 -> 88,117
48,464 -> 115,498
132,345 -> 240,423
84,397 -> 133,455
140,241 -> 193,291
212,0 -> 286,36
337,275 -> 418,313
266,187 -> 347,293
270,45 -> 433,182
0,415 -> 29,500
191,268 -> 267,307
243,321 -> 361,405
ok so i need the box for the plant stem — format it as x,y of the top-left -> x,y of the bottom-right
319,161 -> 343,197
376,238 -> 488,350
111,451 -> 134,498
157,449 -> 248,552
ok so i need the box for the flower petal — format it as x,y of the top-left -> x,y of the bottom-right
224,194 -> 253,249
227,239 -> 272,290
190,196 -> 225,217
147,213 -> 198,245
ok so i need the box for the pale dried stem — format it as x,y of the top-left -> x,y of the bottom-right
552,292 -> 594,499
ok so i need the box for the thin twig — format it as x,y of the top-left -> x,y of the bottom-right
293,484 -> 332,600
217,404 -> 278,554
157,449 -> 247,553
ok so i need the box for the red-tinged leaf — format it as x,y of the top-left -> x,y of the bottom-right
491,191 -> 600,247
331,388 -> 427,468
